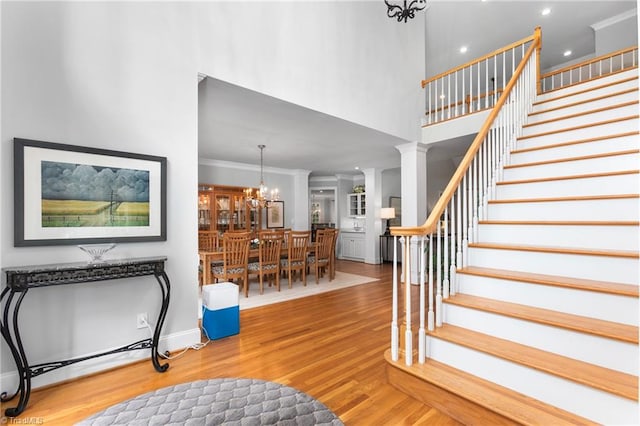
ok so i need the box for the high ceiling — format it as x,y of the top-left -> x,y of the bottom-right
198,1 -> 637,176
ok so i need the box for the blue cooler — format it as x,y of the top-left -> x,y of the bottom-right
201,282 -> 239,340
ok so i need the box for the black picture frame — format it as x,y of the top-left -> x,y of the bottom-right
14,138 -> 167,246
266,201 -> 285,228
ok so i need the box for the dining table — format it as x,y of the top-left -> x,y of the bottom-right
199,243 -> 315,286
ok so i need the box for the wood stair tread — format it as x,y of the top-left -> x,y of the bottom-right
488,194 -> 640,204
517,115 -> 639,140
429,324 -> 638,400
534,74 -> 638,106
458,265 -> 639,297
523,100 -> 639,128
468,241 -> 639,259
479,220 -> 639,226
505,149 -> 640,169
496,169 -> 639,185
529,88 -> 638,117
511,131 -> 640,154
444,294 -> 639,344
385,350 -> 598,426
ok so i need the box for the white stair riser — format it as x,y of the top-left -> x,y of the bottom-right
496,173 -> 639,199
510,134 -> 639,164
503,152 -> 639,181
456,273 -> 638,325
427,337 -> 638,425
537,70 -> 639,102
528,90 -> 638,124
487,198 -> 640,221
477,223 -> 639,251
522,103 -> 638,136
467,246 -> 639,285
442,304 -> 638,375
533,78 -> 639,112
516,118 -> 638,149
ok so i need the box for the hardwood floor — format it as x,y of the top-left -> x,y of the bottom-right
1,260 -> 460,425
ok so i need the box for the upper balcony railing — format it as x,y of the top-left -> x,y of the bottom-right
421,28 -> 541,126
540,46 -> 638,93
423,30 -> 638,126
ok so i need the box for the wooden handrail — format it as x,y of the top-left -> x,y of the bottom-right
421,30 -> 539,89
540,45 -> 638,80
394,29 -> 541,237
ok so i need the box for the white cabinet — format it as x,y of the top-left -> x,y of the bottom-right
340,232 -> 365,261
348,193 -> 365,217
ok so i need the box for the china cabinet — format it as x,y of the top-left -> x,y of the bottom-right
198,184 -> 261,234
348,193 -> 366,217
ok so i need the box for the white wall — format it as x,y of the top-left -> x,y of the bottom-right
1,1 -> 424,389
1,2 -> 200,387
195,1 -> 425,143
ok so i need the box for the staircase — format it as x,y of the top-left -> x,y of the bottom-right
387,68 -> 640,425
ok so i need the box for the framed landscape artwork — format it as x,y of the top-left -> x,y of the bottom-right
14,138 -> 167,246
266,201 -> 284,228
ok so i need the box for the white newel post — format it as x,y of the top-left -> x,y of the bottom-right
395,142 -> 428,284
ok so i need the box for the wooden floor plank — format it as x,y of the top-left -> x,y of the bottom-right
0,260 -> 460,426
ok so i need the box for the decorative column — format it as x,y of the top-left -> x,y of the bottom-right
395,142 -> 429,284
292,169 -> 311,230
362,167 -> 383,264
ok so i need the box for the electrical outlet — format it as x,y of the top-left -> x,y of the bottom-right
136,312 -> 148,329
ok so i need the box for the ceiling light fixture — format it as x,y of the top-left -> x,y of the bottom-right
385,0 -> 427,23
541,8 -> 551,16
459,46 -> 468,54
245,144 -> 279,209
563,50 -> 572,57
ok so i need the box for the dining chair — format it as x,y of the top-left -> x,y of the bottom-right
248,230 -> 283,295
280,230 -> 310,288
211,231 -> 251,297
198,231 -> 219,251
308,228 -> 333,284
329,228 -> 339,280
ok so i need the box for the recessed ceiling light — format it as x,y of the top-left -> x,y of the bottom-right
459,46 -> 468,54
541,8 -> 551,16
354,166 -> 360,170
563,50 -> 572,57
439,94 -> 446,99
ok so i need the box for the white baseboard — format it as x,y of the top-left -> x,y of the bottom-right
0,327 -> 201,393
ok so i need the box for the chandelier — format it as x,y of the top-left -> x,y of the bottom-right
385,0 -> 426,23
245,144 -> 279,209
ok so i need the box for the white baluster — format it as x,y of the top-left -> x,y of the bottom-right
391,235 -> 399,361
450,195 -> 457,296
404,236 -> 412,366
427,235 -> 434,331
418,235 -> 426,364
456,187 -> 463,271
462,174 -> 469,267
443,206 -> 450,299
435,221 -> 443,328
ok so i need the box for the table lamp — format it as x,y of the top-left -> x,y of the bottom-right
381,208 -> 396,235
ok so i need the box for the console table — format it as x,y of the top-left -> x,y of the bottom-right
0,256 -> 171,417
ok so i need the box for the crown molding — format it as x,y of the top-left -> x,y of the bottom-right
591,8 -> 637,31
198,158 -> 306,176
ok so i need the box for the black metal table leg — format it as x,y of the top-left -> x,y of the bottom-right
1,288 -> 31,416
151,269 -> 171,372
